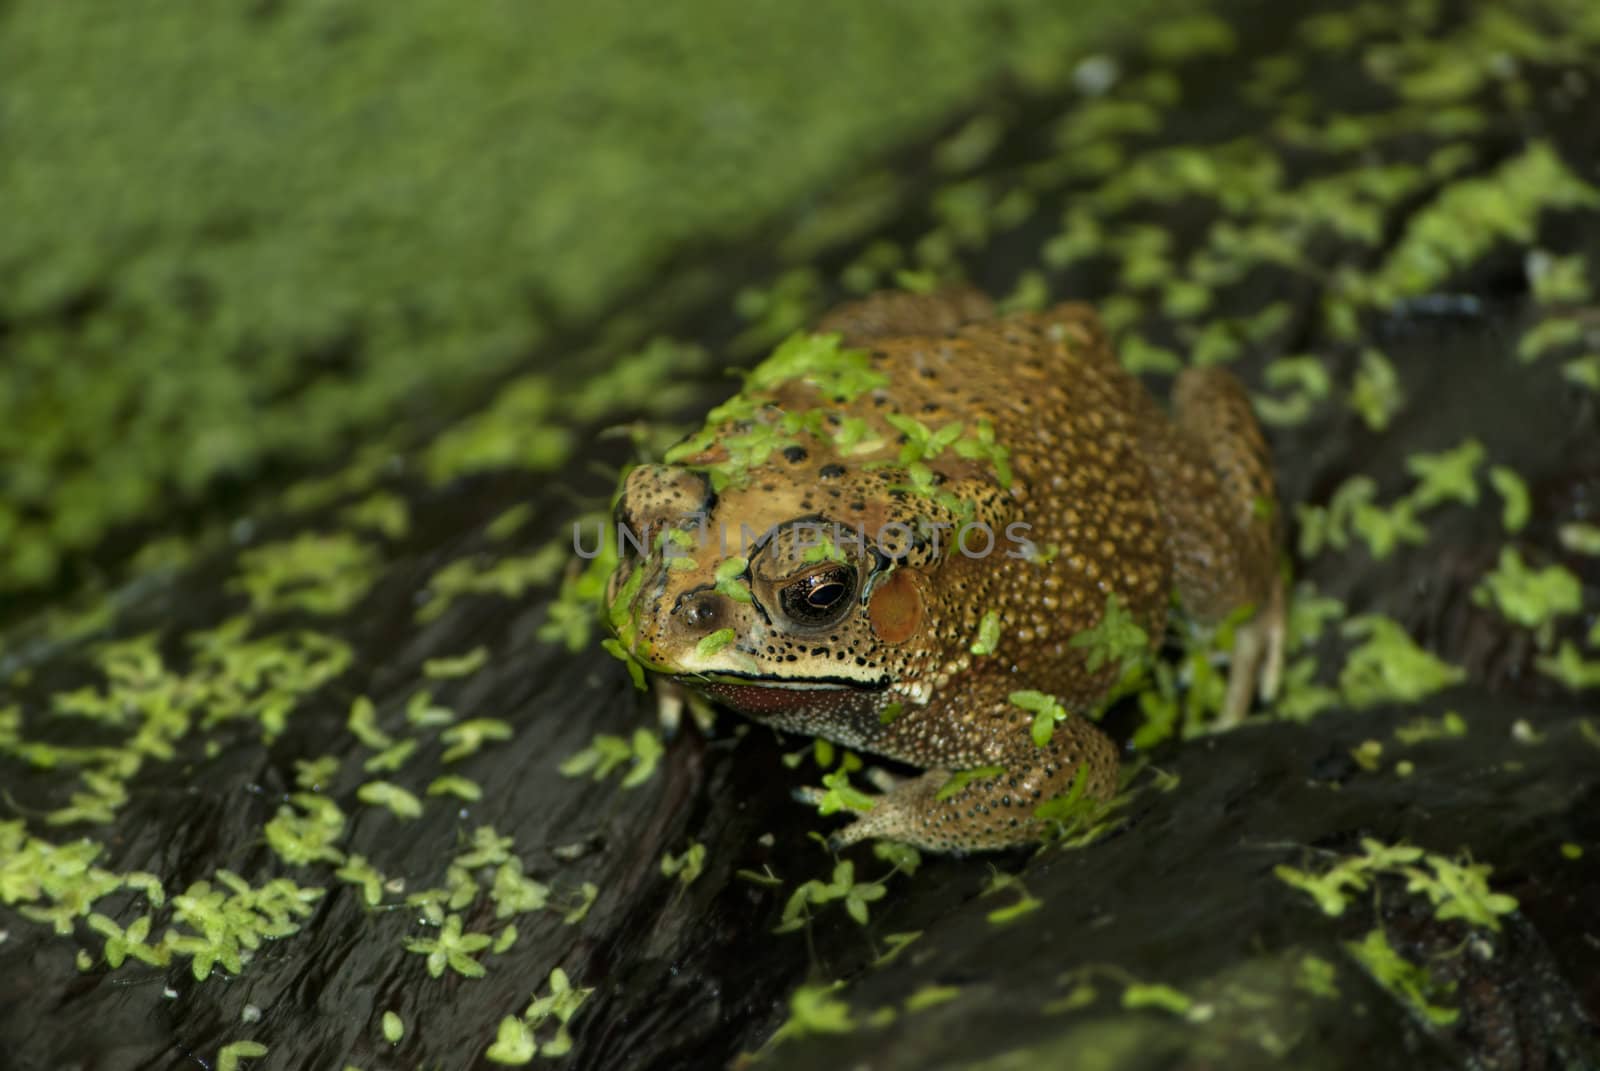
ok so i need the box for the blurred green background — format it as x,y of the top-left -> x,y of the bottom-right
0,0 -> 1162,597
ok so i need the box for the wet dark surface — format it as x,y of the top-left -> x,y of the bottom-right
3,1 -> 1600,1069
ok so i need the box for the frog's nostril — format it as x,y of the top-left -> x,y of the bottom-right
679,592 -> 724,630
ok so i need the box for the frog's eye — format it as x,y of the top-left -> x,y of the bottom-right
777,565 -> 857,628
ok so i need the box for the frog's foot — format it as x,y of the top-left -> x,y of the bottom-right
795,725 -> 1118,853
1218,573 -> 1286,727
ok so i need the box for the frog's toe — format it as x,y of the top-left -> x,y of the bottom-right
1259,576 -> 1287,703
791,785 -> 828,807
1219,575 -> 1287,725
864,766 -> 907,793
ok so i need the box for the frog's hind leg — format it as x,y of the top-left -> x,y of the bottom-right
1144,366 -> 1286,724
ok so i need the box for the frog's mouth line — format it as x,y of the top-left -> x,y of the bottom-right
694,674 -> 890,720
685,672 -> 889,691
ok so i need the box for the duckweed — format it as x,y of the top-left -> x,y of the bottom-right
1535,642 -> 1600,690
770,983 -> 856,1044
405,913 -> 493,979
969,610 -> 1003,657
1372,142 -> 1599,301
416,544 -> 567,624
423,647 -> 490,679
232,534 -> 381,616
1489,467 -> 1531,532
1471,546 -> 1583,644
1405,439 -> 1484,510
1348,349 -> 1404,432
356,782 -> 423,820
485,967 -> 594,1063
558,729 -> 664,789
1346,929 -> 1459,1026
1011,690 -> 1072,748
982,871 -> 1043,924
1121,982 -> 1204,1020
936,765 -> 1008,802
1338,615 -> 1465,708
217,1041 -> 269,1071
660,842 -> 707,886
775,860 -> 888,932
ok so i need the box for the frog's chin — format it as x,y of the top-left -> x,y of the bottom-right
688,676 -> 883,720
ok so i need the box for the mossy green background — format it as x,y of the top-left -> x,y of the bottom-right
0,0 -> 1166,595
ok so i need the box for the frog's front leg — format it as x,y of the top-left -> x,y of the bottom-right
799,688 -> 1120,853
650,676 -> 717,737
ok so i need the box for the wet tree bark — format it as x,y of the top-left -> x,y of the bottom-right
3,1 -> 1599,1069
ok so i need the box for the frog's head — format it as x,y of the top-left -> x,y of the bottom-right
603,462 -> 936,723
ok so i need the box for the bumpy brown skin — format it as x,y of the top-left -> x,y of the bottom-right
608,289 -> 1282,852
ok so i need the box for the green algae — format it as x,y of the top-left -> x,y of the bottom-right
1338,615 -> 1465,708
1472,547 -> 1584,645
422,646 -> 490,680
809,770 -> 879,817
1,0 -> 1176,597
216,1041 -> 269,1071
1489,466 -> 1532,532
1145,13 -> 1236,61
1348,350 -> 1404,432
1563,353 -> 1600,390
936,765 -> 1009,802
1253,356 -> 1332,427
1296,439 -> 1532,564
969,610 -> 1003,657
1405,439 -> 1484,510
232,533 -> 382,616
1519,316 -> 1586,364
769,983 -> 856,1045
1393,710 -> 1467,745
1010,690 -> 1072,748
558,728 -> 664,789
1371,142 -> 1599,303
1120,982 -> 1206,1020
422,377 -> 575,486
983,871 -> 1044,924
416,544 -> 566,624
1527,251 -> 1593,305
485,967 -> 594,1064
1276,838 -> 1518,928
340,492 -> 411,541
357,781 -> 423,820
1344,929 -> 1459,1027
404,913 -> 493,979
1558,522 -> 1600,556
660,841 -> 707,886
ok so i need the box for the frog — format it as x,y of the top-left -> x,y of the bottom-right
604,288 -> 1284,852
